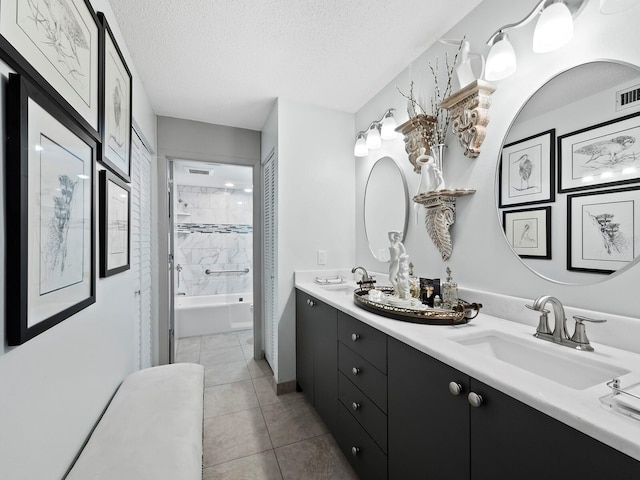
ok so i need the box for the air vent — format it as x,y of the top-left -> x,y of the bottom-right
616,84 -> 640,111
185,167 -> 213,175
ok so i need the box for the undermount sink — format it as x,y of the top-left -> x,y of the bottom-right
319,284 -> 355,295
454,332 -> 629,390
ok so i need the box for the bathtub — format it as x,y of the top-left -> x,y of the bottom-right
175,293 -> 253,338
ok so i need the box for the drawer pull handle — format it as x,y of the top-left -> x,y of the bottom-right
448,382 -> 463,396
352,402 -> 361,411
468,392 -> 483,408
306,299 -> 316,307
351,333 -> 360,341
351,367 -> 360,376
351,446 -> 360,456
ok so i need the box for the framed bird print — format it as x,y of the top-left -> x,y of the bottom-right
499,129 -> 555,208
0,0 -> 101,135
558,111 -> 640,193
503,206 -> 551,259
98,12 -> 132,182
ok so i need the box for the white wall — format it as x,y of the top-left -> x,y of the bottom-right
0,1 -> 156,478
272,99 -> 355,384
355,0 -> 640,328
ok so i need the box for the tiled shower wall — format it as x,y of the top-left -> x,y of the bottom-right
175,186 -> 253,296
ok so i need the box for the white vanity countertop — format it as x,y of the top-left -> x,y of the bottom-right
295,271 -> 640,462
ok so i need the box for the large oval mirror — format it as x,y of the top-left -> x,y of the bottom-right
365,156 -> 409,261
497,61 -> 640,284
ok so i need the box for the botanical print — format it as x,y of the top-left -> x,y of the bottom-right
571,128 -> 640,180
512,217 -> 539,249
582,200 -> 634,263
107,181 -> 128,269
104,35 -> 130,170
18,0 -> 93,106
508,144 -> 542,199
39,134 -> 85,295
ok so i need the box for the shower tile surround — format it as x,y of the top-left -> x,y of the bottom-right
175,186 -> 253,296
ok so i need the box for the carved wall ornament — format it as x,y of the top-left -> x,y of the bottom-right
395,114 -> 436,173
440,79 -> 496,158
413,189 -> 475,261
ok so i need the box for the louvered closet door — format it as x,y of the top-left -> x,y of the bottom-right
262,152 -> 277,370
131,130 -> 153,369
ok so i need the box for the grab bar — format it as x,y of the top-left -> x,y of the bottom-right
204,268 -> 250,275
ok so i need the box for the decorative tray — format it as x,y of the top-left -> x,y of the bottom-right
353,286 -> 482,325
600,378 -> 640,422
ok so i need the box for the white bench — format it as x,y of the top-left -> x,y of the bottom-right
66,363 -> 204,480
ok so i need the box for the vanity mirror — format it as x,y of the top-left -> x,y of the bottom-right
497,61 -> 640,284
364,156 -> 409,261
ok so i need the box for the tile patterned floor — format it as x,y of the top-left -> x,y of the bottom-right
176,331 -> 358,480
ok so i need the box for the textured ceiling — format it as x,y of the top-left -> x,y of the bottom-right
108,0 -> 484,131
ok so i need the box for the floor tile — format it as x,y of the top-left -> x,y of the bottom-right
246,358 -> 273,379
176,337 -> 201,362
204,380 -> 259,418
200,345 -> 246,367
242,344 -> 255,360
205,360 -> 251,387
252,376 -> 303,406
203,450 -> 283,480
175,350 -> 200,363
236,330 -> 254,346
261,396 -> 328,447
275,433 -> 358,480
202,333 -> 241,350
203,408 -> 273,466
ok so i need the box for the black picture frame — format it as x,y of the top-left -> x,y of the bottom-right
558,111 -> 640,193
0,0 -> 101,139
99,169 -> 131,277
502,206 -> 552,259
6,74 -> 96,346
567,185 -> 640,274
98,12 -> 132,183
499,129 -> 555,208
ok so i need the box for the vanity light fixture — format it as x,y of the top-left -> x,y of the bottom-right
600,0 -> 640,14
485,0 -> 586,81
354,109 -> 397,157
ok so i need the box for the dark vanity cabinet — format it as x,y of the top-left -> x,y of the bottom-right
388,337 -> 640,480
295,291 -> 338,433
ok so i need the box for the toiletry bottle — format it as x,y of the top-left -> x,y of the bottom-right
442,266 -> 459,309
408,263 -> 420,299
433,295 -> 442,308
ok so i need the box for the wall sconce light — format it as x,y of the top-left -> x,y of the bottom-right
485,0 -> 586,81
354,109 -> 397,157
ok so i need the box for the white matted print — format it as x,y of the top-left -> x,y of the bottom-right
567,186 -> 640,273
499,129 -> 555,208
100,169 -> 130,277
503,206 -> 551,259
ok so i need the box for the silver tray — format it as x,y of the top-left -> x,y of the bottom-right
353,286 -> 481,325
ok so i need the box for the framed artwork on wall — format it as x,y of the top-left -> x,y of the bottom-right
558,111 -> 640,193
499,129 -> 555,208
567,186 -> 640,273
5,74 -> 96,346
0,0 -> 100,135
502,206 -> 551,259
99,169 -> 131,277
98,12 -> 132,182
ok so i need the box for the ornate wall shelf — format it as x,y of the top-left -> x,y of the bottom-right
413,188 -> 475,261
395,113 -> 436,173
440,80 -> 496,158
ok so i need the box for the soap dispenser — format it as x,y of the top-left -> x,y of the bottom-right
442,266 -> 459,309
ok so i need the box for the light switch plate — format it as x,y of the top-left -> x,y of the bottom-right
317,250 -> 327,265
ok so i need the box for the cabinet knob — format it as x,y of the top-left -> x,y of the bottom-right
351,333 -> 360,342
468,392 -> 483,408
307,299 -> 316,307
448,382 -> 463,396
352,402 -> 361,411
351,367 -> 360,376
351,446 -> 360,456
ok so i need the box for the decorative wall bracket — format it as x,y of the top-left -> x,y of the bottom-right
413,189 -> 475,261
440,80 -> 496,158
395,113 -> 436,173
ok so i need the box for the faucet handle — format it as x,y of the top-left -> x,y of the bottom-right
526,304 -> 552,335
525,304 -> 550,314
573,315 -> 607,324
571,315 -> 606,351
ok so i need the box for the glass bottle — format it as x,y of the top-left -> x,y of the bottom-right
408,262 -> 420,299
442,266 -> 459,309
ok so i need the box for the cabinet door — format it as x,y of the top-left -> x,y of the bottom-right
388,337 -> 470,480
314,301 -> 338,434
295,291 -> 315,402
469,378 -> 640,480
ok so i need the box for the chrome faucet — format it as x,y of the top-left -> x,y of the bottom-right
526,295 -> 606,351
351,266 -> 376,288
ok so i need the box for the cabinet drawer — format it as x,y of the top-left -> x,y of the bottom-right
336,403 -> 388,480
338,311 -> 387,373
339,372 -> 387,453
339,342 -> 387,412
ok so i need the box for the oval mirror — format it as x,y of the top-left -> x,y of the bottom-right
365,156 -> 409,261
497,61 -> 640,284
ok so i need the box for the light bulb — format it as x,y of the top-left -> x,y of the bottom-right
600,0 -> 640,14
380,113 -> 397,140
485,32 -> 516,81
366,124 -> 382,149
533,2 -> 573,53
354,134 -> 368,157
